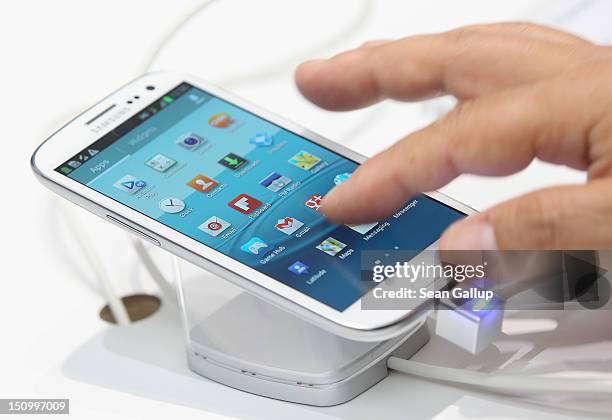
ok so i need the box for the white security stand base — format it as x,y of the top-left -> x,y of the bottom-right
177,269 -> 429,406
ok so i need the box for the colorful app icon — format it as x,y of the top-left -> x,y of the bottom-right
259,172 -> 292,192
288,151 -> 321,170
249,132 -> 274,147
187,174 -> 219,193
145,153 -> 176,172
113,175 -> 146,195
176,132 -> 205,150
304,194 -> 323,211
159,197 -> 185,214
316,237 -> 347,256
347,222 -> 377,234
288,261 -> 309,275
275,217 -> 304,235
198,216 -> 231,237
208,112 -> 233,128
334,172 -> 351,185
218,153 -> 247,171
228,194 -> 262,214
241,237 -> 271,255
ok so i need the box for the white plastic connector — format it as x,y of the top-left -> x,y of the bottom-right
435,290 -> 504,354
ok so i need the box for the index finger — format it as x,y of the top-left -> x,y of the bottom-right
320,65 -> 610,224
295,27 -> 593,111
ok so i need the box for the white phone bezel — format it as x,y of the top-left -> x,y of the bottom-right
31,71 -> 476,331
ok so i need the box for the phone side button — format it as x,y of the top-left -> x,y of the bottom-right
106,215 -> 161,246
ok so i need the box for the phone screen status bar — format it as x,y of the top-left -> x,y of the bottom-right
55,82 -> 192,175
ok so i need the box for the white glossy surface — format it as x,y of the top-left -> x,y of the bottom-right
4,0 -> 612,418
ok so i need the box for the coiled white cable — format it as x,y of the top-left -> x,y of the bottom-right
388,356 -> 612,395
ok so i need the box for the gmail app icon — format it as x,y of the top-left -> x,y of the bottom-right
275,217 -> 304,235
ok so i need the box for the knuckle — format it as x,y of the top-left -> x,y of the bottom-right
439,100 -> 476,161
588,116 -> 612,178
442,28 -> 482,51
512,192 -> 561,248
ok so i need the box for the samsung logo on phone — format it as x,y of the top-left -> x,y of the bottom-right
89,107 -> 131,134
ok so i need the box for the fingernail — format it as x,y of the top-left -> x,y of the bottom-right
440,219 -> 498,250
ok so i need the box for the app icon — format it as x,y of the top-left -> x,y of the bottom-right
288,261 -> 309,275
275,217 -> 304,235
259,172 -> 292,192
187,174 -> 219,193
334,172 -> 351,185
145,153 -> 176,172
198,216 -> 231,237
347,222 -> 377,234
316,237 -> 347,256
249,132 -> 274,147
228,194 -> 262,214
304,194 -> 323,211
208,112 -> 233,128
288,151 -> 321,170
113,175 -> 146,195
176,132 -> 206,150
159,197 -> 186,214
218,153 -> 247,171
241,237 -> 271,255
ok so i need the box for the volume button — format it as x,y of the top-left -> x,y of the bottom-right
106,215 -> 161,246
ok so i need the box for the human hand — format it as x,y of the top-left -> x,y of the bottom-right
295,23 -> 612,250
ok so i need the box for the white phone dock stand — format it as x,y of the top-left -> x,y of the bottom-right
175,260 -> 430,406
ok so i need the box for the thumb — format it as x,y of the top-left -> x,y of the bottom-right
439,180 -> 612,250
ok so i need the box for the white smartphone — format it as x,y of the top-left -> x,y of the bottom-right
31,71 -> 474,331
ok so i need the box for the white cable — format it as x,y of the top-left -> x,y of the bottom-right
129,234 -> 176,305
210,1 -> 374,87
143,0 -> 374,88
52,196 -> 131,325
140,0 -> 219,75
388,356 -> 612,394
172,253 -> 183,290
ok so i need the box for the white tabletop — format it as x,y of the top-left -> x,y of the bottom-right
3,0 -> 612,418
